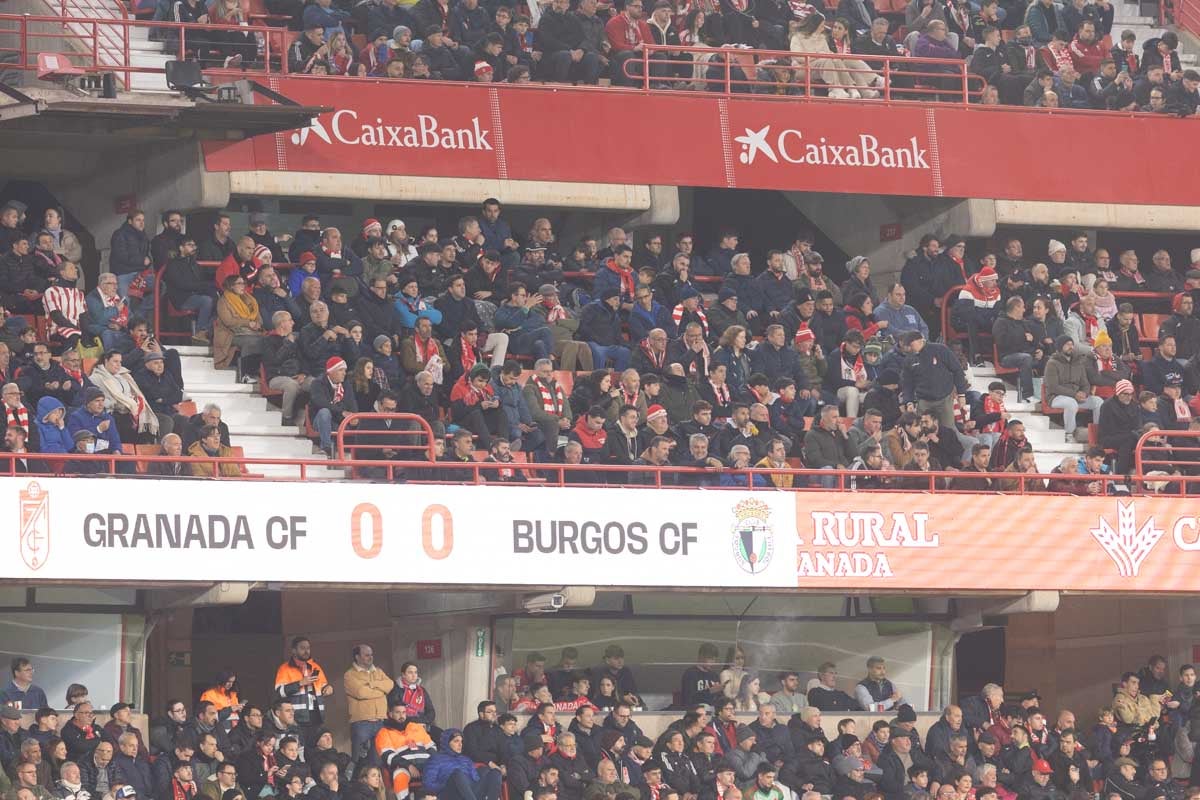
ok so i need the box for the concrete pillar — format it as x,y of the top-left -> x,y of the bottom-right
50,142 -> 229,279
783,194 -> 997,287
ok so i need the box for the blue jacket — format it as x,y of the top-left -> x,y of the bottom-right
873,301 -> 929,340
67,405 -> 123,454
109,221 -> 149,275
723,273 -> 765,317
288,265 -> 320,297
448,0 -> 490,47
577,301 -> 625,347
629,301 -> 672,343
491,372 -> 533,433
592,261 -> 635,304
0,680 -> 47,710
394,294 -> 444,330
422,730 -> 480,793
34,397 -> 73,454
85,289 -> 127,337
302,2 -> 350,30
720,471 -> 770,487
494,303 -> 548,334
479,218 -> 514,254
113,753 -> 153,800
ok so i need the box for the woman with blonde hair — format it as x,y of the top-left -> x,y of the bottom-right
719,645 -> 748,700
789,10 -> 883,98
207,0 -> 257,68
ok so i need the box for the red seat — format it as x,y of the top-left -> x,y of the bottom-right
36,52 -> 84,81
1041,385 -> 1063,417
992,343 -> 1018,376
1140,313 -> 1166,343
259,363 -> 282,398
155,267 -> 199,343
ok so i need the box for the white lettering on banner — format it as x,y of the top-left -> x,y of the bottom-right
1172,516 -> 1200,550
0,479 -> 798,588
799,511 -> 939,578
292,109 -> 494,151
735,126 -> 929,169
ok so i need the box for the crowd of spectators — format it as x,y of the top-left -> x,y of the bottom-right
1,195 -> 1199,487
147,0 -> 1200,111
6,643 -> 1200,800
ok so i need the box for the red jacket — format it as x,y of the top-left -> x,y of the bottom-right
606,13 -> 652,52
1068,36 -> 1105,75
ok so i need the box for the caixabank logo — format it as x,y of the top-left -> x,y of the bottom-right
291,110 -> 493,151
733,124 -> 930,169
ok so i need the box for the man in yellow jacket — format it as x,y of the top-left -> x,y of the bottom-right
344,643 -> 395,770
1112,671 -> 1162,727
375,702 -> 435,799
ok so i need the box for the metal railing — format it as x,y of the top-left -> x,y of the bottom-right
0,12 -> 278,88
1176,0 -> 1200,33
1135,429 -> 1200,481
2,448 -> 1192,493
629,43 -> 987,104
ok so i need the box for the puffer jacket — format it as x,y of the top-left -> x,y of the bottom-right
1043,350 -> 1092,399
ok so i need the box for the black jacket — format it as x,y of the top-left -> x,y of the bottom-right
537,7 -> 587,52
310,376 -> 359,424
793,748 -> 835,794
878,746 -> 934,800
109,221 -> 150,275
900,342 -> 967,403
548,750 -> 594,800
164,255 -> 216,308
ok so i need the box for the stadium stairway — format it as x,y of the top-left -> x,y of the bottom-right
1114,0 -> 1197,65
176,345 -> 344,479
966,363 -> 1085,473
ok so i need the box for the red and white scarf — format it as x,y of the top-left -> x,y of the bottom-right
839,347 -> 866,383
330,378 -> 344,405
638,339 -> 665,370
542,300 -> 567,323
1077,311 -> 1100,344
413,335 -> 439,364
672,304 -> 709,338
5,404 -> 29,431
459,335 -> 479,375
533,377 -> 565,415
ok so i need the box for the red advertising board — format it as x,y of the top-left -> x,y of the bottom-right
202,78 -> 1193,205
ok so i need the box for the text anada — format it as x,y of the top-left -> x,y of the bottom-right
797,511 -> 940,578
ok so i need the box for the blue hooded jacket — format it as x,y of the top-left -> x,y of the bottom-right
35,397 -> 73,454
421,729 -> 478,793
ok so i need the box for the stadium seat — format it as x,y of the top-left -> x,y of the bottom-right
259,363 -> 282,398
1041,385 -> 1063,417
1140,313 -> 1166,343
177,400 -> 197,418
992,344 -> 1018,376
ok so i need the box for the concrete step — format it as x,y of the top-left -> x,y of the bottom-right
185,380 -> 255,394
175,345 -> 211,356
235,435 -> 320,458
183,395 -> 273,414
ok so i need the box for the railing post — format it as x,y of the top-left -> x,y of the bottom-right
961,62 -> 968,104
883,57 -> 890,101
642,44 -> 649,91
724,53 -> 730,95
804,52 -> 811,97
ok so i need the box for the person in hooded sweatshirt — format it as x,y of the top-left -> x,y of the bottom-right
422,729 -> 503,800
34,396 -> 73,456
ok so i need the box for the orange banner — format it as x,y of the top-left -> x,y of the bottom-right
793,494 -> 1200,591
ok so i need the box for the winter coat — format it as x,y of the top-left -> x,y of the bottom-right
343,665 -> 395,724
109,221 -> 150,276
1043,350 -> 1091,399
423,730 -> 483,794
803,424 -> 855,469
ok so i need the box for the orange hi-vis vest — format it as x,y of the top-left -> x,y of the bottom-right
274,658 -> 329,722
375,720 -> 434,799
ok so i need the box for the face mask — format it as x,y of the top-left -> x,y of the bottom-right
84,441 -> 96,454
1017,36 -> 1033,45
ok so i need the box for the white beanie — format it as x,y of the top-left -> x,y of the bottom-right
1190,248 -> 1200,264
386,219 -> 406,234
1048,239 -> 1066,255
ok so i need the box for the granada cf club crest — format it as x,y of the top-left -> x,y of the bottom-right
19,481 -> 50,571
732,498 -> 774,574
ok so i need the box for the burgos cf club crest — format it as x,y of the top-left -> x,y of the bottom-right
732,499 -> 774,574
19,481 -> 50,571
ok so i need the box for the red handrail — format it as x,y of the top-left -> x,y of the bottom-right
1134,428 -> 1200,477
630,43 -> 987,105
0,13 -> 280,87
335,412 -> 437,462
0,450 -> 1188,493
